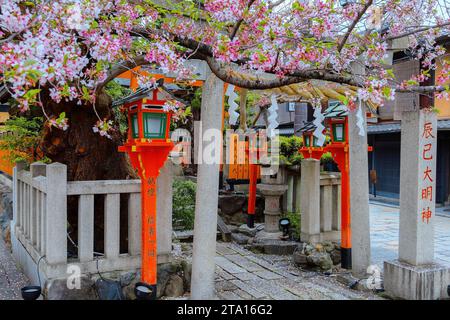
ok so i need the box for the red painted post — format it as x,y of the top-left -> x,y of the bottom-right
247,163 -> 257,228
118,88 -> 174,299
326,143 -> 352,269
246,132 -> 264,228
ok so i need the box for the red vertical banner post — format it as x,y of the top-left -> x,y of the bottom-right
135,148 -> 172,292
324,143 -> 351,269
247,162 -> 257,228
219,84 -> 227,190
341,120 -> 352,270
140,172 -> 158,286
246,131 -> 264,228
338,148 -> 352,269
121,144 -> 173,299
324,117 -> 352,269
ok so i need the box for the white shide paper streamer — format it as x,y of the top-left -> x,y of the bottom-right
267,95 -> 279,138
312,106 -> 326,146
225,85 -> 239,126
356,99 -> 365,137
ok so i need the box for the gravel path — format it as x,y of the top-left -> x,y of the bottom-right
0,237 -> 29,300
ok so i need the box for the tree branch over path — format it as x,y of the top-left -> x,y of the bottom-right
121,27 -> 446,94
337,0 -> 373,53
385,21 -> 450,42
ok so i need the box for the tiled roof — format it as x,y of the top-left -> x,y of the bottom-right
368,119 -> 450,134
278,127 -> 295,135
298,121 -> 316,133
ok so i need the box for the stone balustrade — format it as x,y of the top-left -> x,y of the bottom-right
294,160 -> 341,244
11,160 -> 174,289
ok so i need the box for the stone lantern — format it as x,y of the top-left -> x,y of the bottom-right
258,140 -> 288,234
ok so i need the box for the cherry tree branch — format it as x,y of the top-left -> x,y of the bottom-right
230,0 -> 256,40
269,0 -> 288,10
98,55 -> 150,91
204,55 -> 305,89
337,0 -> 373,53
385,21 -> 450,41
113,28 -> 448,94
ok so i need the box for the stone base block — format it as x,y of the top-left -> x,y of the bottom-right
300,232 -> 321,244
384,259 -> 450,300
320,230 -> 340,242
255,230 -> 283,242
263,213 -> 281,233
251,239 -> 298,255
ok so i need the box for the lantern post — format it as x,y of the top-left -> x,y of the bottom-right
118,88 -> 174,299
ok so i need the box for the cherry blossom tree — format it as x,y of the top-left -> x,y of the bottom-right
0,0 -> 449,180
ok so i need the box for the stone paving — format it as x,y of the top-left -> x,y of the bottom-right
370,202 -> 450,269
2,201 -> 449,300
0,237 -> 29,300
213,242 -> 382,300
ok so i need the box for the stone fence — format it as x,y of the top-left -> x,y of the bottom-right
283,161 -> 341,244
11,161 -> 174,289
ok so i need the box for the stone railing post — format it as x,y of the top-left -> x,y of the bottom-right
12,161 -> 27,237
45,163 -> 67,265
156,158 -> 175,263
320,177 -> 333,233
30,162 -> 46,248
30,162 -> 47,178
319,173 -> 341,242
300,159 -> 321,244
286,175 -> 294,213
295,176 -> 301,213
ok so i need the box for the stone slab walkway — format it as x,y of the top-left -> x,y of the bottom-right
0,237 -> 29,300
370,202 -> 450,269
213,242 -> 382,300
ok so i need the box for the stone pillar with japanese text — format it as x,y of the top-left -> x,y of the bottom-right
384,109 -> 450,300
399,110 -> 436,265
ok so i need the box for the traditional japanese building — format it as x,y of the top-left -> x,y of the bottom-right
367,35 -> 450,205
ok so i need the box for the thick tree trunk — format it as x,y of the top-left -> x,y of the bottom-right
39,91 -> 136,181
38,90 -> 137,255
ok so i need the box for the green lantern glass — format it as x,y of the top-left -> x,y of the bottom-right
303,134 -> 310,147
131,114 -> 139,138
332,123 -> 345,142
143,112 -> 167,139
